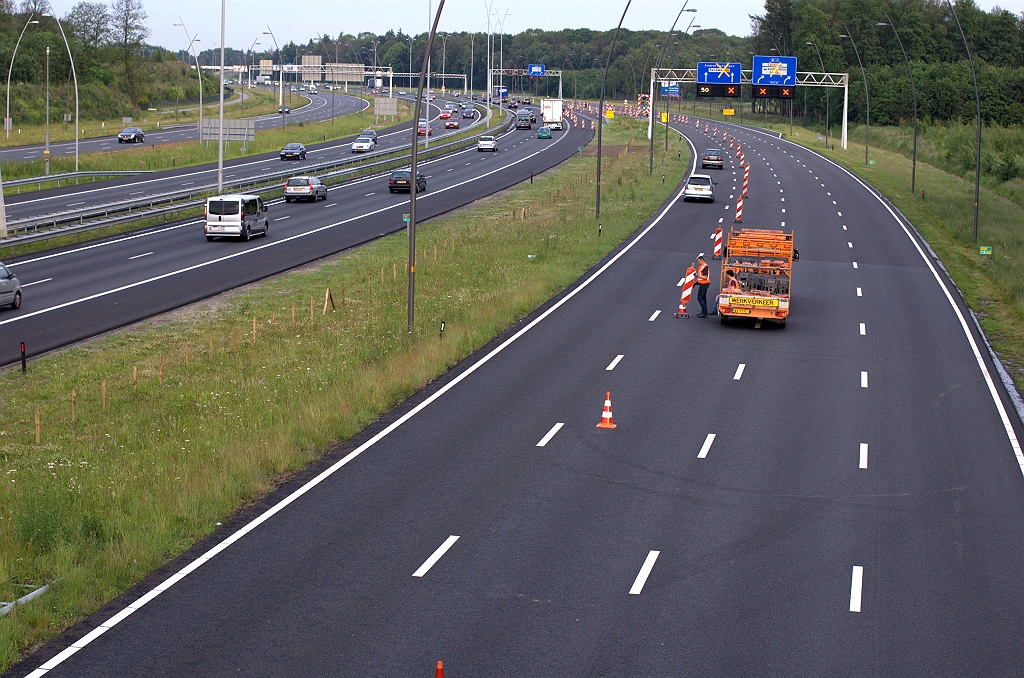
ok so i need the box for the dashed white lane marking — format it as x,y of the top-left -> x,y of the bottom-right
412,535 -> 460,577
859,443 -> 869,469
848,242 -> 853,248
697,433 -> 716,459
852,262 -> 858,269
861,371 -> 869,388
838,211 -> 842,216
20,277 -> 52,287
129,191 -> 145,196
365,192 -> 375,196
274,216 -> 290,221
677,276 -> 686,286
733,363 -> 746,380
860,323 -> 866,335
649,310 -> 661,321
537,422 -> 564,447
606,355 -> 624,371
128,252 -> 153,260
629,550 -> 661,595
181,181 -> 193,185
781,222 -> 786,227
843,225 -> 847,230
718,217 -> 724,223
857,287 -> 863,296
850,566 -> 864,612
67,201 -> 85,206
324,203 -> 337,208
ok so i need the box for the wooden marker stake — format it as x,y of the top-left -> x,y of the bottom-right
184,342 -> 189,375
34,406 -> 40,445
133,365 -> 138,390
159,355 -> 164,384
209,334 -> 213,362
231,328 -> 236,354
72,390 -> 77,427
252,317 -> 257,341
101,379 -> 107,409
292,302 -> 295,325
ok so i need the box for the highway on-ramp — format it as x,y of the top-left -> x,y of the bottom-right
9,114 -> 1024,677
0,111 -> 586,367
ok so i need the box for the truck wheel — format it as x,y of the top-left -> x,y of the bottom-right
206,236 -> 214,242
779,320 -> 787,329
720,315 -> 728,325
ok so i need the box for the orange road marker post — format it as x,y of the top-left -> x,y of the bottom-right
675,264 -> 696,318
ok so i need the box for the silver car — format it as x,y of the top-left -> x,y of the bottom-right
284,176 -> 327,202
0,260 -> 22,310
682,174 -> 716,202
351,137 -> 375,153
477,135 -> 497,152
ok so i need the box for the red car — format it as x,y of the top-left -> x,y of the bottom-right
445,119 -> 460,129
417,121 -> 432,135
439,110 -> 452,119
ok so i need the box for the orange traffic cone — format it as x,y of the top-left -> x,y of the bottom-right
435,661 -> 444,678
597,391 -> 617,429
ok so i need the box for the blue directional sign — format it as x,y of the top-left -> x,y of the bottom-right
752,55 -> 797,86
527,63 -> 546,77
660,82 -> 681,97
697,62 -> 742,84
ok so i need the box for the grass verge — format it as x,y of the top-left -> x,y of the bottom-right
0,114 -> 687,671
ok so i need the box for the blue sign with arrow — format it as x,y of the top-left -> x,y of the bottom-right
752,55 -> 797,86
527,64 -> 545,77
696,62 -> 742,84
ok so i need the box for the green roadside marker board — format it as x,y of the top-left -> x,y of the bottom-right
579,146 -> 584,152
403,214 -> 410,223
980,246 -> 992,256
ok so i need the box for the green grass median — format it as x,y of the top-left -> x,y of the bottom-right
0,114 -> 687,670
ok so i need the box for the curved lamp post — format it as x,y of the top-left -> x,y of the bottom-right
40,12 -> 78,172
840,28 -> 869,165
263,28 -> 284,130
175,19 -> 203,142
596,0 -> 632,219
5,14 -> 39,141
805,40 -> 829,149
408,0 -> 447,329
649,3 -> 695,175
877,15 -> 918,194
946,0 -> 982,243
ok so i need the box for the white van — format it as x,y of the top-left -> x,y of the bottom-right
205,194 -> 269,241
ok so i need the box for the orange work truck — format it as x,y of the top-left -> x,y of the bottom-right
717,228 -> 798,328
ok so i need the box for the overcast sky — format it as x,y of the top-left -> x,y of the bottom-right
48,0 -> 1020,54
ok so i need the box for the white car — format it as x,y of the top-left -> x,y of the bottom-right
351,137 -> 375,153
477,135 -> 497,152
682,174 -> 716,202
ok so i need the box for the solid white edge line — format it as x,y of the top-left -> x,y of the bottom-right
648,310 -> 661,321
724,118 -> 1024,474
412,535 -> 460,578
536,422 -> 564,447
25,116 -> 686,676
697,433 -> 716,459
733,363 -> 745,380
850,565 -> 864,612
859,443 -> 869,469
606,354 -> 624,371
0,118 -> 572,328
629,550 -> 661,595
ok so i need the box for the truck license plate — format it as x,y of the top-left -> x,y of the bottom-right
731,308 -> 751,314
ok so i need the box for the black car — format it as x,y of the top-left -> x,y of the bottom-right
117,127 -> 144,143
280,143 -> 306,160
387,169 -> 426,193
279,106 -> 291,114
359,129 -> 378,144
528,111 -> 537,123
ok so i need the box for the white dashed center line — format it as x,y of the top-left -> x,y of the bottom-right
648,310 -> 661,321
536,423 -> 564,447
697,433 -> 716,459
629,551 -> 661,595
606,355 -> 624,371
128,252 -> 153,260
860,323 -> 866,335
859,443 -> 869,469
733,363 -> 746,380
850,566 -> 864,612
274,216 -> 290,221
412,535 -> 460,578
861,371 -> 869,388
857,287 -> 863,296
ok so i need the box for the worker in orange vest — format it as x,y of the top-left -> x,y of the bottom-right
725,270 -> 742,292
695,254 -> 715,317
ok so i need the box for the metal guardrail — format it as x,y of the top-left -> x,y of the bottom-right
1,107 -> 513,247
3,170 -> 155,188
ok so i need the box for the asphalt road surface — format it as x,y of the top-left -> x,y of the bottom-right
1,97 -> 487,223
0,110 -> 586,368
0,90 -> 366,162
9,114 -> 1024,677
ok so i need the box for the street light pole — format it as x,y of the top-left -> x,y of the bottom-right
44,12 -> 79,172
878,15 -> 917,194
44,46 -> 49,176
409,0 -> 448,330
6,14 -> 39,141
840,28 -> 869,165
806,40 -> 829,149
946,0 -> 981,243
597,0 -> 632,219
217,0 -> 225,193
263,27 -> 284,130
176,19 -> 202,143
649,2 -> 695,175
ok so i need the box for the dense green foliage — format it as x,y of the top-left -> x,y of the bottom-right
0,1 -> 216,122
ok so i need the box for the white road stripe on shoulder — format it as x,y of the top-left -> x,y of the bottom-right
733,363 -> 745,380
629,551 -> 660,595
412,535 -> 460,577
606,355 -> 624,371
537,423 -> 564,447
648,310 -> 661,321
697,433 -> 716,459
